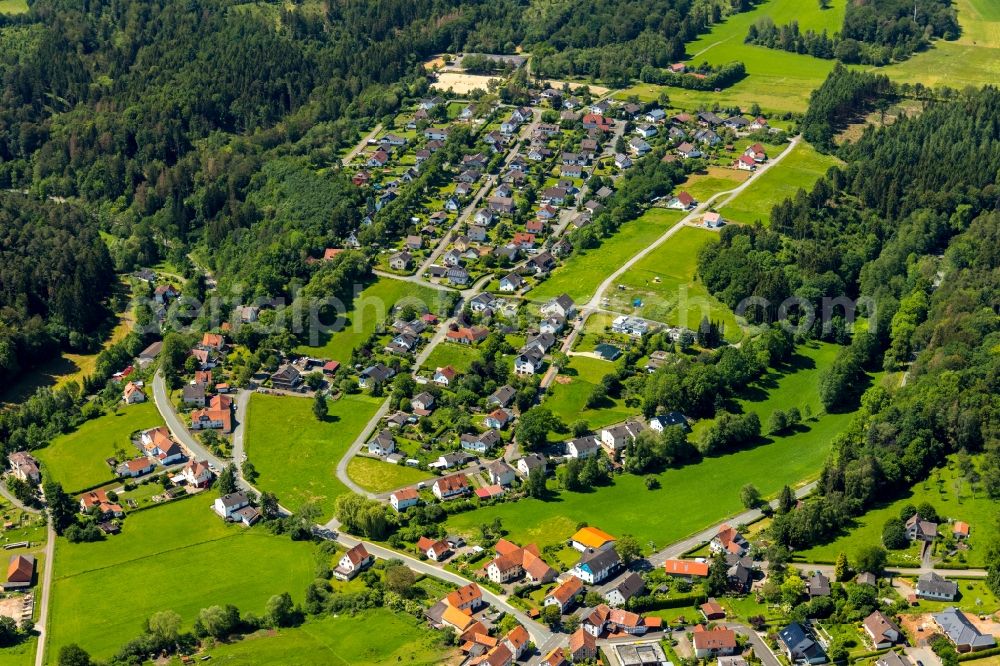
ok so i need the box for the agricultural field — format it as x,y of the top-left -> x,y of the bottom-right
244,393 -> 382,517
293,278 -> 449,363
798,456 -> 1000,567
432,71 -> 502,94
35,402 -> 162,493
530,208 -> 685,304
46,496 -> 317,663
423,342 -> 480,373
177,609 -> 456,666
543,356 -> 640,437
720,142 -> 843,225
345,457 -> 434,494
0,501 -> 47,666
617,0 -> 843,114
605,226 -> 744,342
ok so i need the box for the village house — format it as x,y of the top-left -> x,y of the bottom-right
906,513 -> 938,541
516,453 -> 546,478
693,626 -> 738,659
933,607 -> 997,652
486,460 -> 516,486
571,547 -> 622,584
916,571 -> 958,600
190,406 -> 233,433
390,487 -> 419,512
807,571 -> 831,598
778,622 -> 827,664
603,571 -> 644,607
333,544 -> 374,581
569,627 -> 597,662
9,452 -> 40,484
368,430 -> 395,457
460,429 -> 502,454
611,315 -> 650,337
433,473 -> 470,500
117,457 -> 154,478
80,489 -> 123,518
667,191 -> 697,210
434,365 -> 458,386
542,293 -> 576,319
122,381 -> 146,404
359,363 -> 394,388
600,420 -> 645,458
545,575 -> 584,613
389,251 -> 413,271
614,153 -> 633,169
663,559 -> 709,580
514,348 -> 544,376
418,536 -> 453,562
701,599 -> 726,621
711,524 -> 749,557
141,426 -> 185,464
4,555 -> 35,591
498,273 -> 523,293
566,435 -> 600,459
181,459 -> 213,488
863,610 -> 903,649
270,364 -> 302,391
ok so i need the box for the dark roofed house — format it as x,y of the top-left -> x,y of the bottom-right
916,572 -> 958,601
807,572 -> 831,598
906,513 -> 938,542
934,607 -> 996,652
270,364 -> 302,391
604,571 -> 644,607
778,622 -> 827,664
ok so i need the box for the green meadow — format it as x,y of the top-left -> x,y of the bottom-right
423,342 -> 480,373
543,355 -> 641,437
35,402 -> 162,493
346,456 -> 434,494
245,393 -> 383,516
798,456 -> 1000,568
46,496 -> 317,662
606,226 -> 743,342
293,278 -> 449,362
180,609 -> 455,666
721,141 -> 843,225
617,0 -> 844,114
530,208 -> 685,304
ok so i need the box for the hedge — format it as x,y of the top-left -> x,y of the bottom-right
957,647 -> 1000,662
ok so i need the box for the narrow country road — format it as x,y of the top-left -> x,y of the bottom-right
342,123 -> 383,166
33,522 -> 55,666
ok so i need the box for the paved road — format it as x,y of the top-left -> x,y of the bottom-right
152,373 -> 228,471
320,530 -> 556,650
34,522 -> 56,666
726,622 -> 783,666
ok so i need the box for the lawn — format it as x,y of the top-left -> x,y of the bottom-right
606,226 -> 743,342
543,356 -> 640,436
680,167 -> 750,203
616,0 -> 843,114
446,341 -> 856,550
244,392 -> 383,517
720,142 -> 843,225
180,609 -> 455,666
35,402 -> 162,493
798,455 -> 1000,568
346,456 -> 434,494
293,278 -> 449,362
530,208 -> 685,304
0,639 -> 35,666
46,496 -> 318,663
423,342 -> 480,373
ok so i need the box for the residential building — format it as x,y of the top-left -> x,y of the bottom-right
600,420 -> 645,458
368,429 -> 395,456
9,452 -> 40,484
611,315 -> 650,337
778,622 -> 827,664
711,525 -> 749,557
693,626 -> 738,658
390,487 -> 419,512
514,348 -> 544,376
663,559 -> 709,579
433,473 -> 470,500
181,460 -> 213,488
333,544 -> 373,580
446,582 -> 484,613
122,381 -> 146,404
270,364 -> 302,390
569,628 -> 597,662
488,385 -> 516,408
566,435 -> 600,459
807,572 -> 831,598
933,607 -> 996,652
863,611 -> 903,649
214,491 -> 251,520
603,571 -> 644,607
545,576 -> 584,613
516,453 -> 546,478
418,536 -> 452,562
916,572 -> 958,600
571,547 -> 622,584
906,513 -> 938,541
117,457 -> 154,478
541,294 -> 576,319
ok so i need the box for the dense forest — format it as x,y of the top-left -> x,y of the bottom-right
0,194 -> 115,384
745,0 -> 960,64
697,75 -> 1000,549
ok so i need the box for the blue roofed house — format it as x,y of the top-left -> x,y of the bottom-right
778,623 -> 827,664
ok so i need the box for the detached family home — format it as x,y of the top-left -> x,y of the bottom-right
333,544 -> 373,580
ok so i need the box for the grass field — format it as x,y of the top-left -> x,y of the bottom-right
875,0 -> 1000,89
179,609 -> 455,666
245,393 -> 383,516
617,0 -> 843,114
35,403 -> 162,493
680,167 -> 750,203
46,496 -> 317,662
346,456 -> 434,494
543,356 -> 640,437
798,456 -> 1000,567
530,208 -> 685,304
448,344 -> 851,549
293,278 -> 449,362
606,226 -> 743,342
423,343 -> 480,373
720,142 -> 842,225
0,0 -> 28,13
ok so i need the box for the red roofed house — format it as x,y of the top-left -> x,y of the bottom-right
182,459 -> 214,488
417,536 -> 452,562
118,457 -> 154,478
744,142 -> 767,162
693,625 -> 738,658
512,232 -> 536,249
390,487 -> 419,511
79,490 -> 124,518
447,326 -> 489,345
333,544 -> 373,580
736,154 -> 756,171
190,407 -> 233,433
475,484 -> 506,500
446,582 -> 484,613
4,555 -> 35,590
569,627 -> 597,661
122,381 -> 146,404
433,473 -> 470,500
504,625 -> 530,660
544,576 -> 584,612
953,521 -> 970,539
434,365 -> 458,386
701,598 -> 726,620
200,332 -> 225,351
664,559 -> 709,578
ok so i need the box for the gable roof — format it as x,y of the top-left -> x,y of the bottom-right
863,610 -> 901,643
343,543 -> 370,566
693,627 -> 737,650
934,607 -> 995,650
571,526 -> 615,549
548,576 -> 583,605
446,582 -> 482,609
664,559 -> 709,577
